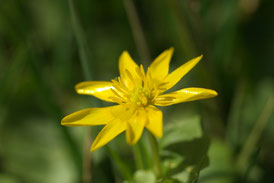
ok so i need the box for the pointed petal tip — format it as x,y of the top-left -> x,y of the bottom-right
212,90 -> 218,97
168,47 -> 174,53
74,83 -> 81,93
196,54 -> 203,62
60,117 -> 76,126
90,140 -> 102,152
158,130 -> 163,138
90,143 -> 98,152
61,116 -> 69,126
60,116 -> 78,126
206,89 -> 219,97
119,51 -> 130,62
127,139 -> 137,145
120,50 -> 130,57
153,133 -> 163,138
60,119 -> 65,126
190,54 -> 203,67
165,47 -> 174,58
207,89 -> 218,97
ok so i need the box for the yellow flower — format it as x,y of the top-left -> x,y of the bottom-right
61,48 -> 217,152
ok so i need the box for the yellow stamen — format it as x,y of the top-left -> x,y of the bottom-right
112,79 -> 127,95
135,67 -> 145,81
108,96 -> 124,104
110,88 -> 125,101
125,69 -> 135,83
118,77 -> 129,92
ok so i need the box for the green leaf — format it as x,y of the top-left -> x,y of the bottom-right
160,115 -> 209,183
1,118 -> 78,183
160,115 -> 203,148
160,178 -> 181,183
124,170 -> 156,183
0,174 -> 19,183
198,139 -> 235,183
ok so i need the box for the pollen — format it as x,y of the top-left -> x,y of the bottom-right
129,87 -> 149,106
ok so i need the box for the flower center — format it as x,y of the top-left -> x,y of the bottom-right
129,87 -> 149,106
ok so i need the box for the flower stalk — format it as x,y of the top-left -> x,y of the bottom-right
133,142 -> 145,170
148,131 -> 162,177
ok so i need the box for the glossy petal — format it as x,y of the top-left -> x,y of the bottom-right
75,81 -> 116,102
145,105 -> 163,138
126,108 -> 147,144
110,104 -> 136,121
61,105 -> 123,126
62,49 -> 219,152
154,87 -> 218,106
162,55 -> 203,91
119,51 -> 142,89
91,119 -> 127,152
149,47 -> 174,82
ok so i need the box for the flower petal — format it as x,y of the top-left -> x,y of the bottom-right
75,81 -> 116,102
126,108 -> 147,145
119,51 -> 142,89
91,119 -> 127,152
154,87 -> 218,106
145,105 -> 163,138
148,47 -> 174,82
61,105 -> 123,126
162,55 -> 203,91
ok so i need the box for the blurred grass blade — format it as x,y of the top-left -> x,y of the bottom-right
0,45 -> 27,106
68,1 -> 94,182
237,94 -> 274,174
68,0 -> 92,81
226,78 -> 247,147
167,0 -> 197,58
211,0 -> 239,68
123,0 -> 151,66
27,40 -> 83,183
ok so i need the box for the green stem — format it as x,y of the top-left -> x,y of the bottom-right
140,136 -> 152,169
133,142 -> 145,170
107,146 -> 133,180
148,132 -> 162,177
82,129 -> 92,183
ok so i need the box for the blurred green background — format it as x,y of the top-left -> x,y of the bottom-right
0,0 -> 273,183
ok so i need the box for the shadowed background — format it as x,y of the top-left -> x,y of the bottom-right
0,0 -> 273,183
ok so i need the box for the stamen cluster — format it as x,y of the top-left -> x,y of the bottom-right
109,65 -> 170,107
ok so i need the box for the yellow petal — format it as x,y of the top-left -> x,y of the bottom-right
162,55 -> 203,91
154,87 -> 218,106
75,81 -> 117,102
126,108 -> 147,145
148,47 -> 174,82
61,105 -> 122,126
145,105 -> 163,138
119,51 -> 142,89
91,118 -> 127,152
